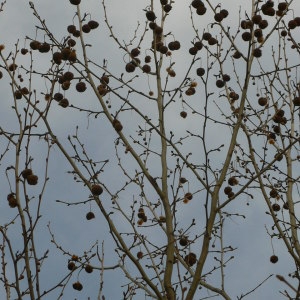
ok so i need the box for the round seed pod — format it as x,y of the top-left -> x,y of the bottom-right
30,40 -> 41,50
59,98 -> 69,108
82,24 -> 91,33
86,211 -> 95,220
91,184 -> 103,196
27,174 -> 38,185
76,81 -> 87,92
253,48 -> 262,58
184,253 -> 197,266
180,111 -> 187,118
146,11 -> 156,21
69,0 -> 81,5
54,93 -> 64,101
38,42 -> 50,53
137,251 -> 143,259
258,97 -> 268,106
179,236 -> 188,246
220,9 -> 228,18
196,5 -> 206,15
163,4 -> 172,13
216,80 -> 225,88
142,64 -> 151,73
21,168 -> 33,179
272,203 -> 280,212
270,255 -> 278,263
191,0 -> 203,8
68,50 -> 77,62
125,63 -> 136,73
85,264 -> 93,273
68,261 -> 76,270
196,67 -> 205,76
67,25 -> 76,34
53,52 -> 62,64
242,32 -> 252,41
88,20 -> 99,29
72,281 -> 83,291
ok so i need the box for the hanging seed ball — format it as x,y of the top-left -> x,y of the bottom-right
216,80 -> 225,88
184,253 -> 197,266
59,98 -> 69,108
149,22 -> 157,30
185,192 -> 193,200
7,194 -> 18,208
159,45 -> 168,54
91,184 -> 103,196
131,48 -> 140,57
146,10 -> 156,21
160,0 -> 168,4
252,14 -> 262,24
194,41 -> 203,50
222,74 -> 230,82
258,97 -> 268,106
233,51 -> 242,59
254,29 -> 263,38
62,81 -> 71,90
69,0 -> 81,5
86,211 -> 95,220
242,32 -> 252,42
72,281 -> 83,291
63,71 -> 74,81
154,26 -> 163,36
113,119 -> 123,132
228,176 -> 238,186
66,38 -> 76,47
270,255 -> 278,264
185,87 -> 195,96
8,64 -> 18,72
54,93 -> 64,101
73,30 -> 80,38
68,262 -> 76,270
76,82 -> 87,92
180,111 -> 187,118
202,32 -> 211,41
253,48 -> 262,58
269,188 -> 278,198
142,64 -> 151,73
14,90 -> 22,99
173,40 -> 181,50
259,19 -> 268,29
53,52 -> 62,64
100,75 -> 109,85
163,4 -> 172,13
21,168 -> 33,179
283,202 -> 289,210
0,71 -> 3,79
68,50 -> 77,62
30,40 -> 41,50
179,236 -> 188,246
61,48 -> 71,60
272,203 -> 280,212
88,20 -> 99,29
191,0 -> 203,9
125,62 -> 136,73
273,126 -> 280,134
220,9 -> 228,18
208,37 -> 218,46
85,264 -> 93,273
293,97 -> 300,106
189,46 -> 198,55
137,251 -> 143,259
214,13 -> 223,22
196,5 -> 206,15
179,177 -> 187,184
21,48 -> 28,55
278,2 -> 287,11
21,87 -> 29,95
38,42 -> 51,53
196,67 -> 205,76
224,186 -> 232,195
67,25 -> 76,34
168,41 -> 175,51
27,174 -> 38,185
145,55 -> 151,63
82,24 -> 91,33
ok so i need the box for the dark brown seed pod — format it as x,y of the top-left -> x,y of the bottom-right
254,29 -> 263,38
125,63 -> 136,73
216,80 -> 225,88
145,55 -> 151,63
62,81 -> 71,91
222,74 -> 230,82
91,184 -> 103,196
179,177 -> 187,184
86,211 -> 95,220
59,98 -> 69,108
30,40 -> 41,50
146,10 -> 156,21
252,14 -> 262,24
88,20 -> 99,29
194,41 -> 202,50
270,255 -> 278,263
142,64 -> 151,73
72,281 -> 83,291
220,9 -> 228,18
7,193 -> 18,208
61,48 -> 71,60
191,0 -> 203,8
189,46 -> 198,55
14,90 -> 22,99
196,67 -> 205,76
269,188 -> 278,198
100,75 -> 109,85
159,45 -> 168,54
68,50 -> 77,62
214,13 -> 223,22
208,37 -> 218,45
82,24 -> 91,33
63,71 -> 74,81
258,97 -> 268,106
228,176 -> 238,186
54,93 -> 64,101
160,0 -> 168,4
73,30 -> 81,38
38,42 -> 51,53
68,262 -> 76,270
233,51 -> 242,59
242,32 -> 252,42
293,97 -> 300,106
21,87 -> 29,95
278,2 -> 287,11
67,25 -> 77,34
69,0 -> 81,5
137,251 -> 143,259
185,192 -> 193,200
259,19 -> 268,29
202,32 -> 211,41
53,52 -> 62,64
8,64 -> 18,72
113,119 -> 123,132
85,264 -> 93,273
21,168 -> 33,179
224,186 -> 232,195
131,48 -> 140,57
76,82 -> 87,92
184,253 -> 197,266
196,5 -> 206,15
180,111 -> 187,118
21,48 -> 28,55
27,174 -> 38,185
253,48 -> 262,58
179,236 -> 188,246
163,4 -> 172,13
272,203 -> 280,212
149,22 -> 157,30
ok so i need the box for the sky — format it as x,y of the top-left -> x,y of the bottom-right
0,0 -> 300,299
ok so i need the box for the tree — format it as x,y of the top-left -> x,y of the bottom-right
0,0 -> 300,299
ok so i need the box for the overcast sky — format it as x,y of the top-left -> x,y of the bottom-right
1,1 -> 300,299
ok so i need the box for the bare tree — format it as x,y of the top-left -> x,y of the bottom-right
0,0 -> 300,299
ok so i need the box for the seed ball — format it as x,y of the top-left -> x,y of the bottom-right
131,48 -> 140,57
288,20 -> 297,30
184,253 -> 197,266
179,177 -> 187,184
216,80 -> 225,88
54,93 -> 64,101
228,176 -> 238,186
61,48 -> 71,60
7,194 -> 18,208
185,87 -> 195,96
72,281 -> 83,291
252,14 -> 262,24
62,81 -> 71,91
283,202 -> 289,210
68,50 -> 77,62
194,41 -> 202,50
142,64 -> 151,73
85,264 -> 93,273
220,9 -> 228,18
27,174 -> 38,185
180,111 -> 187,118
253,48 -> 262,58
222,74 -> 230,82
270,255 -> 278,264
73,30 -> 80,38
293,97 -> 300,106
30,40 -> 41,50
59,98 -> 69,108
125,63 -> 136,73
214,13 -> 223,22
242,32 -> 252,41
86,211 -> 95,220
189,46 -> 198,55
258,97 -> 268,106
53,52 -> 62,64
88,20 -> 99,29
67,25 -> 76,34
68,262 -> 76,270
154,26 -> 163,35
185,192 -> 193,200
146,10 -> 156,21
278,2 -> 287,11
269,188 -> 278,198
179,236 -> 188,246
14,90 -> 22,99
254,29 -> 263,38
63,71 -> 74,81
224,186 -> 232,195
196,5 -> 206,15
272,203 -> 280,212
196,67 -> 205,76
8,64 -> 18,72
208,37 -> 218,45
137,251 -> 143,259
69,0 -> 81,5
191,0 -> 203,8
163,4 -> 172,12
149,22 -> 157,30
259,19 -> 268,29
173,40 -> 181,50
100,75 -> 109,85
294,17 -> 300,26
82,24 -> 91,33
145,55 -> 151,63
233,51 -> 242,59
91,184 -> 103,196
76,82 -> 87,92
202,32 -> 211,41
160,0 -> 168,5
159,45 -> 168,54
21,168 -> 33,179
21,48 -> 28,55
